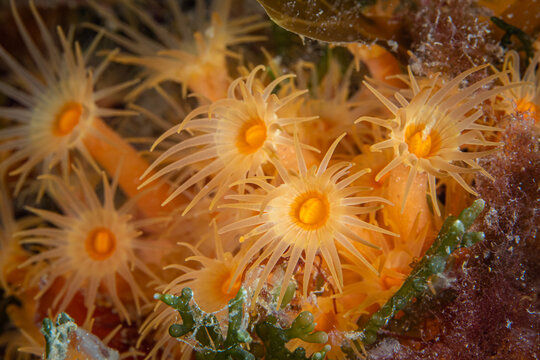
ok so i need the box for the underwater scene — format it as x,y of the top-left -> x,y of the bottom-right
0,0 -> 538,359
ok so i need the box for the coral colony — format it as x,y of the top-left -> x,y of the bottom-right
0,0 -> 538,359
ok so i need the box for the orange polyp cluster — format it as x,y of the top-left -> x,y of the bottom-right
236,118 -> 267,154
2,0 -> 531,358
291,191 -> 330,230
85,227 -> 116,261
53,102 -> 83,137
404,124 -> 440,159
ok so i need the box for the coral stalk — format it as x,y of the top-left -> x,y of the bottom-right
82,117 -> 182,218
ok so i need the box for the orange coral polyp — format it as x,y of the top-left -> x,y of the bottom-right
53,102 -> 82,137
85,227 -> 116,261
314,307 -> 340,333
381,273 -> 405,290
236,118 -> 267,154
221,271 -> 242,297
291,191 -> 330,230
516,99 -> 539,121
404,125 -> 440,159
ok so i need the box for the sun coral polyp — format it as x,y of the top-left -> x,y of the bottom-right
91,0 -> 267,100
356,65 -> 515,215
85,227 -> 117,261
346,43 -> 403,88
0,0 -> 135,195
140,65 -> 313,214
291,191 -> 331,230
139,229 -> 242,360
52,102 -> 83,137
220,134 -> 396,308
162,229 -> 247,314
17,168 -> 159,324
498,49 -> 540,122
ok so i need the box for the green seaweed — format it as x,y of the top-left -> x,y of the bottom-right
254,312 -> 330,360
41,312 -> 120,360
41,312 -> 77,360
355,199 -> 486,345
156,287 -> 253,360
491,17 -> 534,63
158,287 -> 330,360
159,201 -> 488,356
